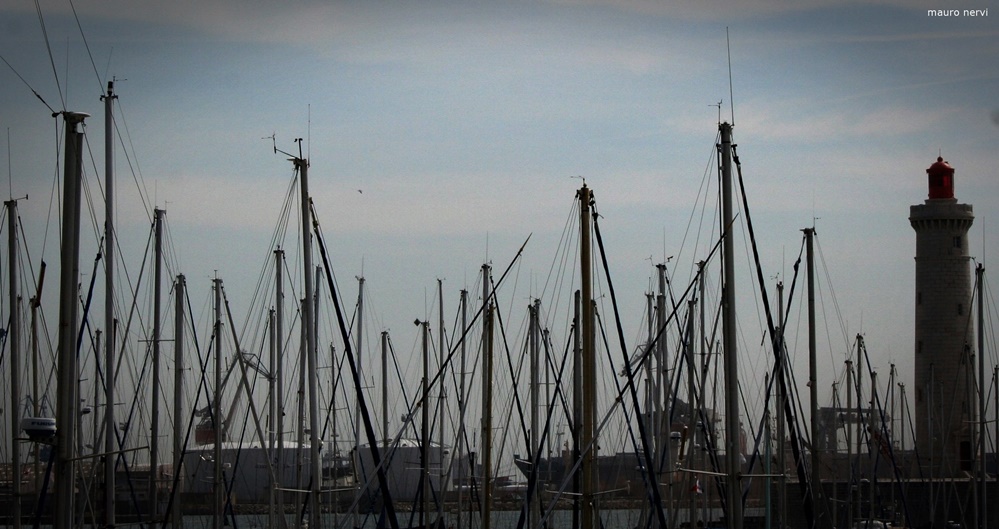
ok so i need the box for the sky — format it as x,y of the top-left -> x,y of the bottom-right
1,0 -> 998,464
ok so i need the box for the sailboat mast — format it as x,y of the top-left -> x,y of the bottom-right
151,207 -> 165,518
296,154 -> 321,529
776,280 -> 787,529
437,280 -> 446,526
578,183 -> 597,529
274,248 -> 286,529
685,297 -> 697,527
173,274 -> 186,529
644,291 -> 653,436
698,260 -> 708,526
376,326 -> 390,521
314,268 -> 323,529
846,358 -> 854,529
719,122 -> 742,529
378,328 -> 388,528
888,364 -> 897,523
268,307 -> 277,529
899,382 -> 906,452
102,79 -> 117,529
803,226 -> 821,521
481,263 -> 493,529
31,265 -> 45,494
976,263 -> 986,529
868,372 -> 877,518
656,262 -> 669,525
529,298 -> 541,529
213,277 -> 223,529
354,276 -> 364,529
55,110 -> 88,529
93,331 -> 102,499
636,290 -> 653,529
8,198 -> 22,529
296,303 -> 306,490
572,290 -> 582,529
421,320 -> 431,528
381,330 -> 388,449
457,289 -> 468,529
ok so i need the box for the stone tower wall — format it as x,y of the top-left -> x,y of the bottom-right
909,199 -> 974,477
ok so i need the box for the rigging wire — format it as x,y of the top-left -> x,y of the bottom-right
81,132 -> 105,244
0,54 -> 57,114
68,0 -> 104,94
489,285 -> 531,458
732,140 -> 818,526
731,143 -> 774,419
234,172 -> 298,340
114,99 -> 154,222
110,222 -> 153,454
815,235 -> 853,361
538,190 -> 580,340
42,117 -> 62,271
672,130 -> 722,289
33,0 -> 66,112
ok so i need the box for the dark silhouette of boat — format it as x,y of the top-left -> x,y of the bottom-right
512,447 -> 648,496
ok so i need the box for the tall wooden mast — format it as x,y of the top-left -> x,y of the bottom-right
172,274 -> 186,529
8,197 -> 22,529
274,248 -> 286,529
481,263 -> 494,529
804,226 -> 821,523
294,149 -> 321,529
150,207 -> 165,518
975,263 -> 986,529
102,80 -> 118,529
578,183 -> 597,529
437,280 -> 446,526
456,289 -> 468,529
268,306 -> 277,529
54,110 -> 88,529
418,319 -> 430,527
529,298 -> 541,529
719,122 -> 742,529
212,277 -> 223,529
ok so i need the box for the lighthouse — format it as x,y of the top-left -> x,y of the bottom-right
909,156 -> 976,478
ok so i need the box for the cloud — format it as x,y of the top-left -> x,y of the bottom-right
0,1 -> 692,75
733,101 -> 951,142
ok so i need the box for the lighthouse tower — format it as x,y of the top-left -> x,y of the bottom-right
909,156 -> 975,478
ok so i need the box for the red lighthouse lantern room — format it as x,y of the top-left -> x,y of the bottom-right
926,156 -> 954,199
